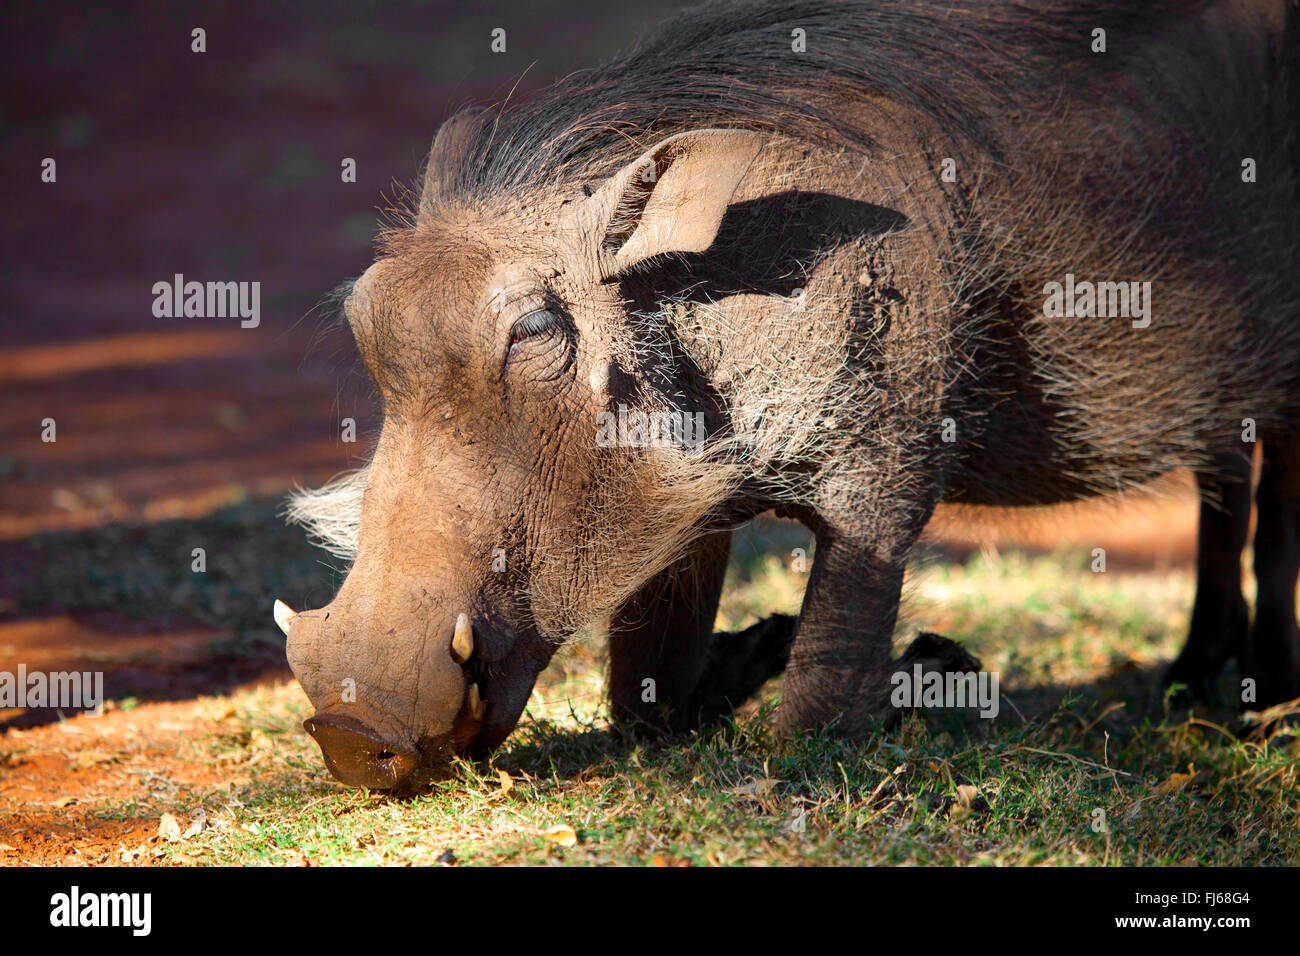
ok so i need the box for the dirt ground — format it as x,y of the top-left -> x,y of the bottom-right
1,1 -> 1207,865
2,697 -> 249,865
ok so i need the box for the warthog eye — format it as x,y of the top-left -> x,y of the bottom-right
509,309 -> 559,347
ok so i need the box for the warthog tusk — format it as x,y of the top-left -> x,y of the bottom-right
468,683 -> 485,721
452,612 -> 474,663
273,599 -> 297,636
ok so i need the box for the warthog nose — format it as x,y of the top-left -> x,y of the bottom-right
303,713 -> 420,790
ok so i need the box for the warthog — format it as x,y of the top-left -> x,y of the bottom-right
278,0 -> 1300,788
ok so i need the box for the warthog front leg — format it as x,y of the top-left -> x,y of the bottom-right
608,530 -> 797,734
777,499 -> 968,736
778,529 -> 904,735
608,530 -> 729,734
687,613 -> 798,725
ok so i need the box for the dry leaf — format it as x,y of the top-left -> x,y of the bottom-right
182,809 -> 207,839
497,770 -> 513,795
50,795 -> 77,808
543,824 -> 577,847
158,812 -> 182,842
949,783 -> 986,820
73,750 -> 117,768
727,777 -> 778,799
1156,764 -> 1196,794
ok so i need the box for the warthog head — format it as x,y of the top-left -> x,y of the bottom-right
279,119 -> 765,788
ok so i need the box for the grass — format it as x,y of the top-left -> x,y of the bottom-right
90,516 -> 1297,867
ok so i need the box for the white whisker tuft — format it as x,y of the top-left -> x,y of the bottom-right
284,467 -> 369,562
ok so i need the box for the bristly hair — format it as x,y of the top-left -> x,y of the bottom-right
294,0 -> 1288,574
429,0 -> 1215,205
286,468 -> 369,561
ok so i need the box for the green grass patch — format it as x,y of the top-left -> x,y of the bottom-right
117,524 -> 1298,866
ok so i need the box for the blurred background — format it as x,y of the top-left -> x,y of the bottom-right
0,0 -> 1197,732
0,0 -> 700,727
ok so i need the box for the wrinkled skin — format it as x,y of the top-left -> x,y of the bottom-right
285,2 -> 1300,788
285,130 -> 799,785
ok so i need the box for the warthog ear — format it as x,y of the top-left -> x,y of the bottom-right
419,109 -> 484,215
583,129 -> 764,277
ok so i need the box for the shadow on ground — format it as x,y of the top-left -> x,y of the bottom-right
0,496 -> 340,729
490,657 -> 1275,785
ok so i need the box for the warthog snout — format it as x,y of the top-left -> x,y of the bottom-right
302,712 -> 421,790
279,600 -> 486,789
